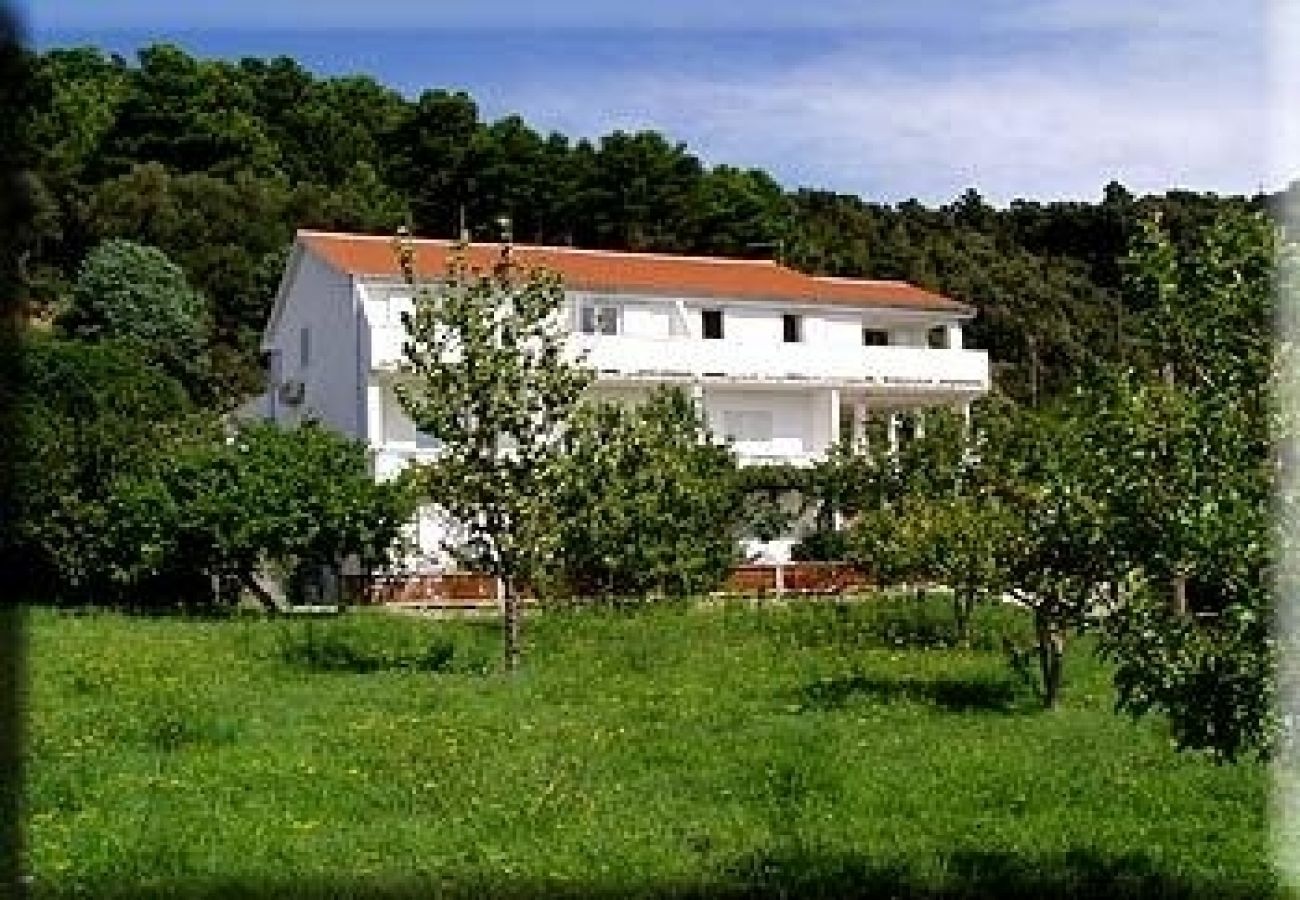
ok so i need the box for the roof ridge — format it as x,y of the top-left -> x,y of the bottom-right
813,274 -> 919,287
298,230 -> 781,268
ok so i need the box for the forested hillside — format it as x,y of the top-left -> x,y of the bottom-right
16,43 -> 1283,403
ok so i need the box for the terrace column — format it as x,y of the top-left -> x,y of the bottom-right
828,387 -> 843,528
365,381 -> 385,446
915,409 -> 925,440
853,399 -> 869,451
946,321 -> 963,350
691,383 -> 707,444
887,412 -> 900,457
827,387 -> 841,449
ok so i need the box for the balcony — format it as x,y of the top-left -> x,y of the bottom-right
370,327 -> 989,392
571,333 -> 988,391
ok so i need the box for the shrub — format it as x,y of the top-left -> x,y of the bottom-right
4,336 -> 194,602
109,421 -> 418,607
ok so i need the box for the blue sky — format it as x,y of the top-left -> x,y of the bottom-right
22,1 -> 1279,205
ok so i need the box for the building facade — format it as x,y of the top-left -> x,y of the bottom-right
259,230 -> 990,566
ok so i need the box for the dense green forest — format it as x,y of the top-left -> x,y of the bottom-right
15,42 -> 1287,403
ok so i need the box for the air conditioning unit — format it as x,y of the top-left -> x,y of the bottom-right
278,379 -> 306,405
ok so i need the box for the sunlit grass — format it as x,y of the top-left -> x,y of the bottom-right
24,598 -> 1275,898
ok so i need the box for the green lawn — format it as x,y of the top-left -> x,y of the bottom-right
24,598 -> 1276,898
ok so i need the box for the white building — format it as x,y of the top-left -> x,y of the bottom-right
259,230 -> 989,566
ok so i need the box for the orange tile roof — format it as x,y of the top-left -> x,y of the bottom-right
298,230 -> 970,314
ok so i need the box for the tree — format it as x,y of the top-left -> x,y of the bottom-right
922,495 -> 1018,644
5,337 -> 192,601
974,397 -> 1117,709
549,387 -> 739,599
95,44 -> 281,179
394,234 -> 592,671
387,89 -> 481,237
109,421 -> 416,608
1091,208 -> 1277,759
846,499 -> 933,596
60,238 -> 211,396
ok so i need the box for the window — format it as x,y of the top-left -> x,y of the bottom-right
722,410 -> 773,443
862,328 -> 889,347
927,326 -> 949,349
580,303 -> 619,335
702,309 -> 724,340
782,314 -> 803,343
299,327 -> 310,368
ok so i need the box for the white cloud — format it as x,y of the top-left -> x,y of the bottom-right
1269,0 -> 1300,191
505,27 -> 1270,203
25,0 -> 992,33
28,0 -> 1276,202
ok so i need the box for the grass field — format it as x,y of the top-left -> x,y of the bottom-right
24,597 -> 1276,898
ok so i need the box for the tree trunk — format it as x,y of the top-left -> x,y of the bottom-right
502,575 -> 521,673
953,586 -> 973,645
1035,613 -> 1065,708
1171,572 -> 1188,618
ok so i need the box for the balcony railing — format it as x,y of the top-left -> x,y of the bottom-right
371,327 -> 989,390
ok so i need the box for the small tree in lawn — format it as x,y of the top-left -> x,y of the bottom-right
924,494 -> 1017,645
846,496 -> 932,596
549,387 -> 739,599
976,398 -> 1117,709
393,233 -> 592,671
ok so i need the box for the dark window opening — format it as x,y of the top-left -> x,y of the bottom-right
702,309 -> 724,340
862,328 -> 889,347
927,326 -> 949,349
580,303 -> 619,335
783,314 -> 802,343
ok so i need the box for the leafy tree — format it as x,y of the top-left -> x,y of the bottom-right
27,47 -> 129,191
1091,208 -> 1277,759
109,421 -> 416,607
388,89 -> 481,237
549,388 -> 739,598
59,238 -> 211,394
922,495 -> 1018,644
5,337 -> 192,601
394,235 -> 592,671
846,499 -> 934,595
95,44 -> 281,179
579,130 -> 705,251
809,405 -> 968,527
690,165 -> 790,257
973,397 -> 1117,708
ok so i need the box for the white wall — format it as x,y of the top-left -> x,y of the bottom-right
702,387 -> 826,461
271,253 -> 362,438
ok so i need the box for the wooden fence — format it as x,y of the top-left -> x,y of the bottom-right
348,562 -> 870,606
722,562 -> 872,597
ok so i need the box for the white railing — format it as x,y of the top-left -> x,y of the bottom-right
370,326 -> 988,390
572,333 -> 988,389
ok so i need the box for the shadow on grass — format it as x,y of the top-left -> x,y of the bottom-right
27,848 -> 1277,899
796,670 -> 1029,714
